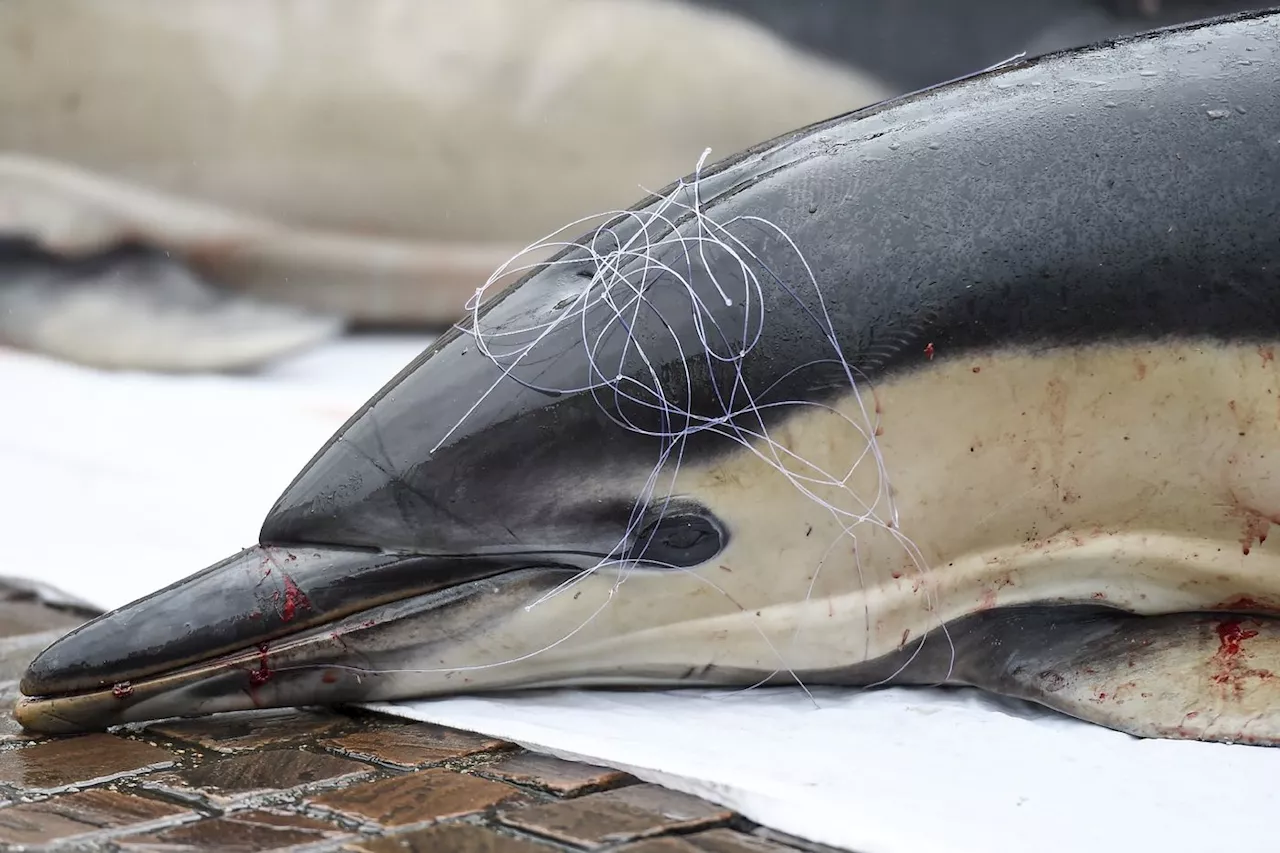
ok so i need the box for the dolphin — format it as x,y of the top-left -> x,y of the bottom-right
0,0 -> 885,371
15,9 -> 1280,744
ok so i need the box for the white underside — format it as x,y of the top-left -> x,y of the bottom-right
362,340 -> 1280,690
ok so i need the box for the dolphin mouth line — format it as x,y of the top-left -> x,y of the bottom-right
16,617 -> 348,732
14,542 -> 608,733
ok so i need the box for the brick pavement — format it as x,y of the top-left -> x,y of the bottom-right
0,579 -> 842,852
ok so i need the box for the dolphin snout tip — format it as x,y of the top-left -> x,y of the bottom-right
13,694 -> 112,735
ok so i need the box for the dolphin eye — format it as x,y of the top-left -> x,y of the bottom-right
629,513 -> 724,567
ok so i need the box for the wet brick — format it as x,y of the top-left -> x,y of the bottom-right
751,828 -> 849,853
310,766 -> 523,828
322,720 -> 514,768
0,788 -> 191,846
0,734 -> 175,791
482,752 -> 636,797
499,783 -> 732,848
143,748 -> 370,807
117,808 -> 352,851
147,708 -> 362,754
347,822 -> 558,852
617,829 -> 798,852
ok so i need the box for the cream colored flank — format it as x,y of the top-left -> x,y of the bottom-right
412,340 -> 1280,686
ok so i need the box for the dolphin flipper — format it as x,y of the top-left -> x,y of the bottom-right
0,240 -> 342,372
952,606 -> 1280,745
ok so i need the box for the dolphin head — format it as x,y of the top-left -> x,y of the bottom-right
15,164 -> 891,733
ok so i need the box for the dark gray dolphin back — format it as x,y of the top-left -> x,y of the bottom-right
261,11 -> 1280,554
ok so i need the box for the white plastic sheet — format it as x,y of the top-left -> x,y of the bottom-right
4,338 -> 1277,853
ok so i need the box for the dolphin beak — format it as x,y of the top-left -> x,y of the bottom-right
14,544 -> 566,734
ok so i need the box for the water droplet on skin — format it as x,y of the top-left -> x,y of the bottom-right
1139,69 -> 1158,77
888,141 -> 900,151
1207,109 -> 1230,120
1104,101 -> 1119,108
928,142 -> 941,150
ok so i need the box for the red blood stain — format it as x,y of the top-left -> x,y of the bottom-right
322,672 -> 338,684
1216,620 -> 1258,658
923,342 -> 935,360
361,620 -> 376,628
248,610 -> 262,620
1261,346 -> 1275,365
891,571 -> 903,579
1091,592 -> 1108,600
111,682 -> 133,700
900,629 -> 911,647
874,425 -> 884,437
1134,358 -> 1147,380
248,643 -> 273,687
971,366 -> 981,374
1211,619 -> 1274,694
280,574 -> 313,622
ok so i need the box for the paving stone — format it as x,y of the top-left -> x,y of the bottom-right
0,788 -> 191,846
117,808 -> 353,851
0,733 -> 175,791
346,822 -> 558,852
617,828 -> 797,852
311,767 -> 523,828
322,721 -> 514,768
499,783 -> 732,849
481,752 -> 636,797
143,748 -> 371,807
751,828 -> 848,853
147,708 -> 361,753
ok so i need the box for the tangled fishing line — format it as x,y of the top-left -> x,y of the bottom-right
295,147 -> 950,696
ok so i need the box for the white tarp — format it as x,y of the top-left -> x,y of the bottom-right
4,338 -> 1277,853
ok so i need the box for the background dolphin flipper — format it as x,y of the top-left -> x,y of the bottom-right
954,606 -> 1280,745
0,240 -> 343,372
